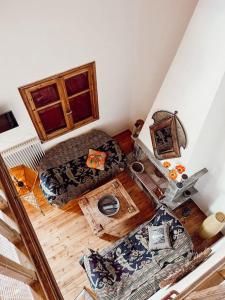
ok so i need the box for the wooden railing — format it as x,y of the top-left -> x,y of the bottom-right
0,154 -> 63,299
176,256 -> 225,299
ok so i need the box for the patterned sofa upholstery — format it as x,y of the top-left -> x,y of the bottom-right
38,130 -> 126,206
81,205 -> 194,300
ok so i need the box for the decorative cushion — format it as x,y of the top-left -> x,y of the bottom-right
159,248 -> 212,288
86,149 -> 107,170
83,249 -> 116,289
148,224 -> 172,250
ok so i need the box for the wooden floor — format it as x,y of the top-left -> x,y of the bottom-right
24,171 -> 156,299
23,172 -> 223,300
174,200 -> 223,253
22,130 -> 223,299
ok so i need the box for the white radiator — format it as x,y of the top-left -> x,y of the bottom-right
1,137 -> 45,170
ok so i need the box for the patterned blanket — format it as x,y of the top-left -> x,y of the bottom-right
81,206 -> 194,300
39,131 -> 126,206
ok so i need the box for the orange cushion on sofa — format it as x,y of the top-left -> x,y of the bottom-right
86,149 -> 107,170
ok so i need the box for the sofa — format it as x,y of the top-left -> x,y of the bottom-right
81,205 -> 194,300
38,130 -> 126,206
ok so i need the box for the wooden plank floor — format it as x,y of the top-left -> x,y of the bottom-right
23,172 -> 223,299
23,171 -> 156,300
174,200 -> 223,253
22,130 -> 223,299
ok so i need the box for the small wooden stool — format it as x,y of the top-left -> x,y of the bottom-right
10,165 -> 43,214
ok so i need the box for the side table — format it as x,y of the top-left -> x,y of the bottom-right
78,178 -> 139,237
10,165 -> 43,214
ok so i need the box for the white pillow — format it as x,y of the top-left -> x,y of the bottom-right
148,224 -> 172,250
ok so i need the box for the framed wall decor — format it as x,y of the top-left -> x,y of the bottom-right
149,111 -> 186,160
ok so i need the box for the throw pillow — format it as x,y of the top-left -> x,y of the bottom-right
148,224 -> 172,250
159,248 -> 212,288
83,249 -> 116,290
86,149 -> 107,170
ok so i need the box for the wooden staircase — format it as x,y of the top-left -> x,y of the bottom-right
174,257 -> 225,300
0,154 -> 63,299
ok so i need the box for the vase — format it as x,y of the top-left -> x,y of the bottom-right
199,212 -> 225,239
130,161 -> 145,174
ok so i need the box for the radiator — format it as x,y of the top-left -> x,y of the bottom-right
1,137 -> 45,170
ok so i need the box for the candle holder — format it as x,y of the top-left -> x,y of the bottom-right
181,174 -> 188,181
176,173 -> 188,189
183,190 -> 191,198
176,182 -> 183,189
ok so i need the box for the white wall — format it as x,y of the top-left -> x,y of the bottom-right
139,0 -> 225,219
189,73 -> 225,216
0,0 -> 197,151
139,0 -> 225,165
130,0 -> 198,125
0,0 -> 137,151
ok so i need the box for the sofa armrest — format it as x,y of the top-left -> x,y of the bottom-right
83,249 -> 116,290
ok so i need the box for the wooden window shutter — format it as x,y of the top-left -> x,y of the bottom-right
19,62 -> 99,142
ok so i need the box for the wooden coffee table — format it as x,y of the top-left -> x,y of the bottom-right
78,178 -> 140,237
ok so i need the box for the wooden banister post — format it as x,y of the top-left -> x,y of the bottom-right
0,191 -> 8,210
0,216 -> 21,243
0,254 -> 37,285
186,285 -> 225,299
161,290 -> 179,300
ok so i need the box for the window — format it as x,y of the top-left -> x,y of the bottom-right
19,62 -> 99,141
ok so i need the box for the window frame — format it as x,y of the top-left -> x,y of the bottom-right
19,62 -> 99,142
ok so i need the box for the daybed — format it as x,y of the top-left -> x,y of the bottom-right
38,130 -> 126,206
80,205 -> 194,300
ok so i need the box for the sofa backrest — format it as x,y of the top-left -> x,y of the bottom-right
38,130 -> 111,172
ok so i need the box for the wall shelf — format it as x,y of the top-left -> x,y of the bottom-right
133,138 -> 208,210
